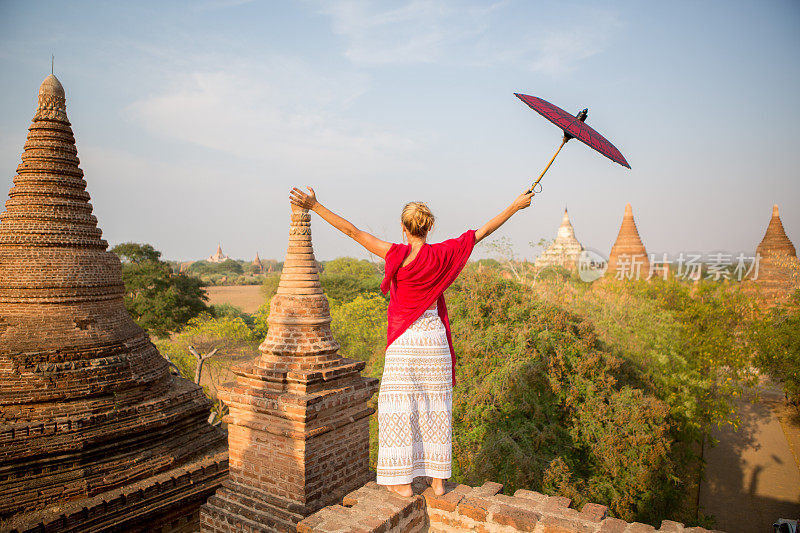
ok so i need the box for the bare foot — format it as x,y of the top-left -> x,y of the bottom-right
430,478 -> 445,496
387,484 -> 413,497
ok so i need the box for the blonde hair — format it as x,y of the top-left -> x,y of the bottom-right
401,201 -> 435,238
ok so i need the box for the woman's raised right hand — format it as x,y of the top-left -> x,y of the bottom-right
289,186 -> 318,210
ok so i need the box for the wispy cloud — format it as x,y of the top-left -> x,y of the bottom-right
525,14 -> 621,76
315,0 -> 494,65
125,55 -> 415,178
312,0 -> 621,76
193,0 -> 255,11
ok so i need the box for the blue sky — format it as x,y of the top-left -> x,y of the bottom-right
1,0 -> 798,262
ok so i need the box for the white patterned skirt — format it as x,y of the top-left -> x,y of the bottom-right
376,308 -> 452,485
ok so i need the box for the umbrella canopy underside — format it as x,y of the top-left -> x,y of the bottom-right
515,93 -> 630,169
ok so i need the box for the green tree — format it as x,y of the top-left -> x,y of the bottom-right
629,278 -> 759,440
155,313 -> 260,418
111,242 -> 209,337
253,300 -> 271,339
752,289 -> 800,403
213,303 -> 255,327
187,259 -> 244,277
330,293 -> 388,371
321,257 -> 383,303
157,313 -> 258,375
261,273 -> 281,299
441,271 -> 683,524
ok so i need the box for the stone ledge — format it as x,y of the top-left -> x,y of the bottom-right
297,479 -> 726,533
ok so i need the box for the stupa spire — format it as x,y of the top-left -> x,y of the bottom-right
757,204 -> 797,259
258,204 -> 339,368
0,74 -> 106,253
535,206 -> 583,269
0,74 -> 227,530
207,242 -> 230,262
202,205 -> 379,530
607,203 -> 650,278
751,204 -> 799,301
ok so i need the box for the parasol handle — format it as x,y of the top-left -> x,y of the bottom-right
527,137 -> 568,194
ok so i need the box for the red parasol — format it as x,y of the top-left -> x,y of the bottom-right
515,93 -> 630,193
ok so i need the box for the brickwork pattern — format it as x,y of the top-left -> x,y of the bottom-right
297,479 -> 725,533
607,203 -> 650,277
200,204 -> 379,532
0,75 -> 228,532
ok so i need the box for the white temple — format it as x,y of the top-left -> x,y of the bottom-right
207,244 -> 231,263
535,207 -> 584,269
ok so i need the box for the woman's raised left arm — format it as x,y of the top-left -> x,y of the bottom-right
474,189 -> 535,244
289,186 -> 392,259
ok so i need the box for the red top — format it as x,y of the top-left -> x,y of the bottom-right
380,230 -> 476,386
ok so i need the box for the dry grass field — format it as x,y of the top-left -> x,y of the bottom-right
205,285 -> 264,313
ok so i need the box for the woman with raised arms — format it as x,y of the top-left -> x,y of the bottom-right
289,186 -> 535,497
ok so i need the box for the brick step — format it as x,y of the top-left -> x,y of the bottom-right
203,487 -> 303,533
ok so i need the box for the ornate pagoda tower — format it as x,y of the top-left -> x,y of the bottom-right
252,251 -> 263,272
208,244 -> 231,263
0,74 -> 228,531
201,204 -> 379,532
752,204 -> 799,300
607,203 -> 650,279
534,207 -> 584,269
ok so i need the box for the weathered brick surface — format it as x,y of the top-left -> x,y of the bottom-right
580,503 -> 608,522
598,517 -> 629,533
422,486 -> 465,513
458,497 -> 491,522
200,205 -> 380,532
541,496 -> 573,513
299,479 -> 726,533
0,74 -> 228,531
476,482 -> 504,497
488,501 -> 539,531
627,523 -> 658,532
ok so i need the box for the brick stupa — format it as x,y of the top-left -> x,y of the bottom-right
0,75 -> 228,531
200,204 -> 380,532
752,204 -> 799,300
534,207 -> 583,269
606,203 -> 650,279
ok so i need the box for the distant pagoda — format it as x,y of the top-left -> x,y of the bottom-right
252,251 -> 263,272
535,207 -> 583,269
752,204 -> 799,300
207,243 -> 231,263
201,204 -> 379,531
607,203 -> 650,279
0,74 -> 227,531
